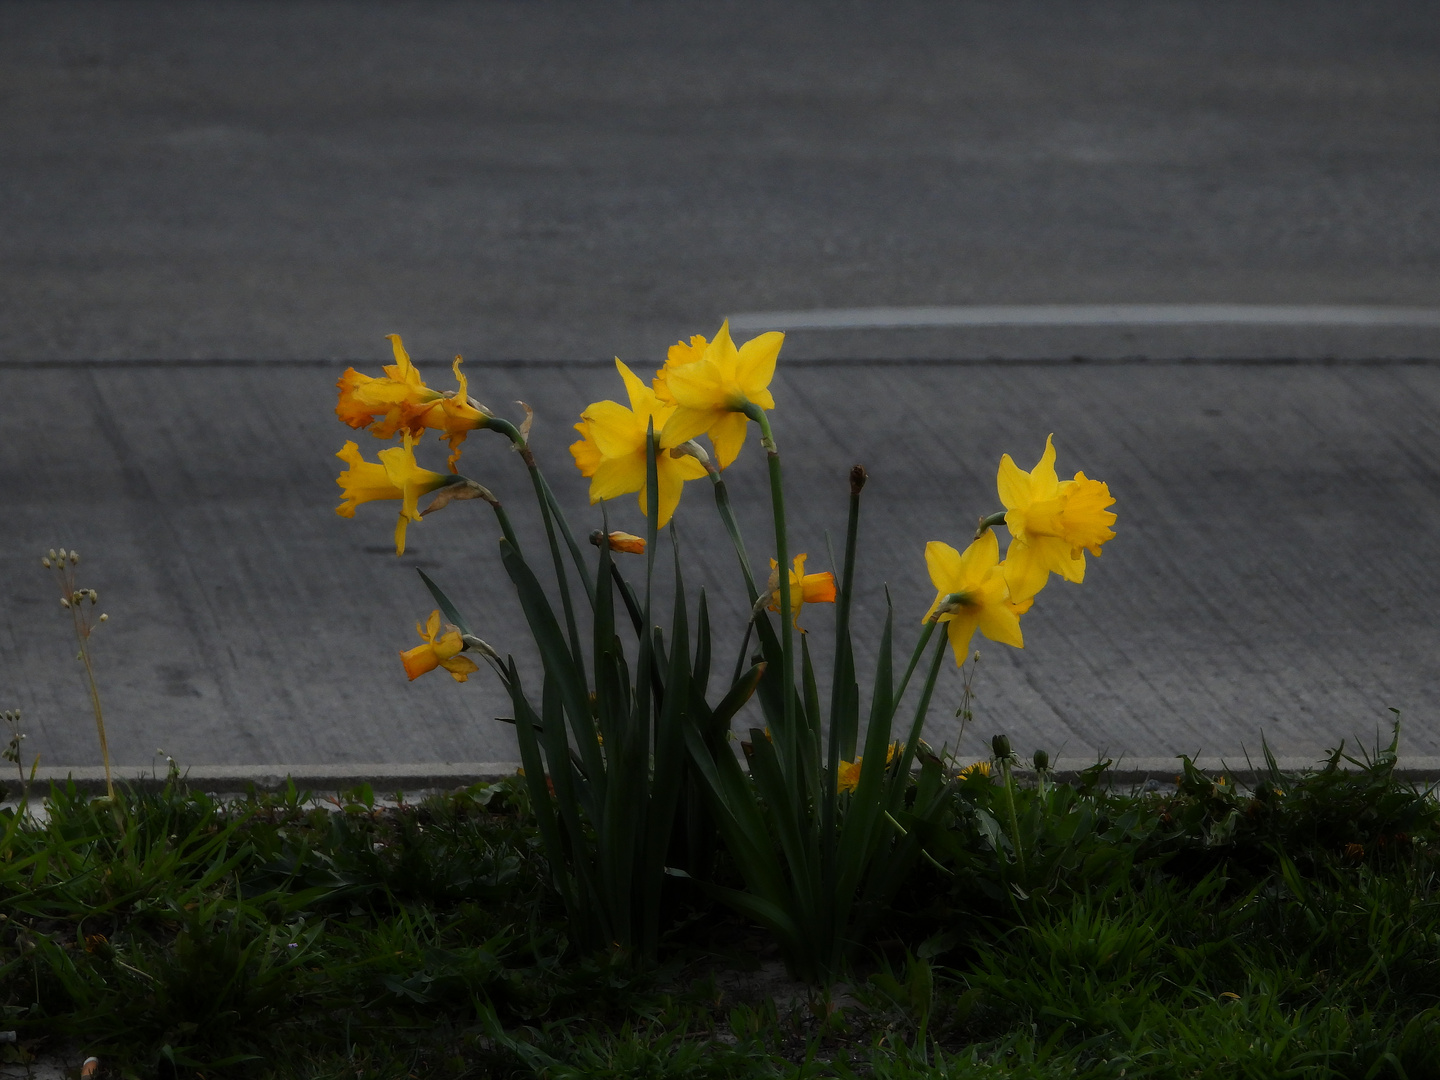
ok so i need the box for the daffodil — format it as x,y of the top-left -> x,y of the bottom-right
336,335 -> 492,470
657,322 -> 783,468
335,433 -> 457,555
924,530 -> 1024,666
400,610 -> 479,683
569,359 -> 707,528
766,553 -> 837,629
997,434 -> 1116,603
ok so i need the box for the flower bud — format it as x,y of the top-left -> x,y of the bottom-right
70,552 -> 79,564
850,465 -> 868,496
60,597 -> 71,609
1033,749 -> 1050,771
41,558 -> 51,568
99,613 -> 109,622
47,549 -> 57,560
991,734 -> 1011,759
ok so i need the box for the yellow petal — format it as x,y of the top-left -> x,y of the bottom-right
440,655 -> 480,682
583,400 -> 644,459
1033,434 -> 1059,492
615,358 -> 649,415
735,331 -> 783,402
976,599 -> 1024,649
996,453 -> 1032,511
945,610 -> 982,665
659,405 -> 718,449
1001,539 -> 1053,604
424,610 -> 441,642
707,411 -> 750,469
589,454 -> 647,503
924,540 -> 965,594
955,529 -> 1000,583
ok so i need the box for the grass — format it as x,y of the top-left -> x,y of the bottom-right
2,737 -> 1439,1079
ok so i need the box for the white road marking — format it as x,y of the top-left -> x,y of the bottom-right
726,304 -> 1440,332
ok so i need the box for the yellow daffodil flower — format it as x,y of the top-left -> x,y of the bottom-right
336,335 -> 492,470
400,610 -> 479,683
335,433 -> 456,555
997,434 -> 1117,603
766,553 -> 837,629
657,321 -> 783,468
568,359 -> 707,528
924,531 -> 1024,665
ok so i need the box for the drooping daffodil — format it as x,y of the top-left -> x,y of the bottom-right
400,610 -> 479,683
334,432 -> 459,555
997,434 -> 1117,603
569,359 -> 707,528
336,334 -> 492,470
766,553 -> 837,630
923,530 -> 1025,665
657,321 -> 783,469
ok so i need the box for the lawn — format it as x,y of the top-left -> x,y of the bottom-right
3,736 -> 1438,1079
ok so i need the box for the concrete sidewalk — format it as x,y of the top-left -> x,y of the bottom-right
3,357 -> 1437,770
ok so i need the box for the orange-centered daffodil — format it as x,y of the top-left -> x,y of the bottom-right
336,335 -> 492,470
923,530 -> 1025,665
335,432 -> 457,555
657,322 -> 783,469
997,434 -> 1117,603
400,610 -> 479,683
569,359 -> 707,528
766,553 -> 837,629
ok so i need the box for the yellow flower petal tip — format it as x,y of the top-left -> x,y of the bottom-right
766,553 -> 837,630
399,610 -> 478,684
997,434 -> 1117,603
568,358 -> 706,528
924,532 -> 1025,664
656,322 -> 783,468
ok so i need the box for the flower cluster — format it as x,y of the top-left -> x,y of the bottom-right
570,322 -> 782,527
924,434 -> 1116,667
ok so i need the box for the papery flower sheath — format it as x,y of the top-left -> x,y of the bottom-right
336,335 -> 492,469
335,433 -> 457,555
400,610 -> 479,683
767,553 -> 837,629
569,359 -> 707,528
657,321 -> 783,469
997,434 -> 1116,603
924,530 -> 1024,665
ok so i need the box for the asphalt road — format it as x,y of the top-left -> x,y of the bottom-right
2,2 -> 1438,770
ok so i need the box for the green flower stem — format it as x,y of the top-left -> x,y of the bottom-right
743,403 -> 796,758
488,416 -> 589,673
999,753 -> 1027,881
704,462 -> 759,603
891,619 -> 940,725
898,627 -> 949,775
975,510 -> 1008,539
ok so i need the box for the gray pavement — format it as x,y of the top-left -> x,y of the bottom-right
2,2 -> 1439,771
